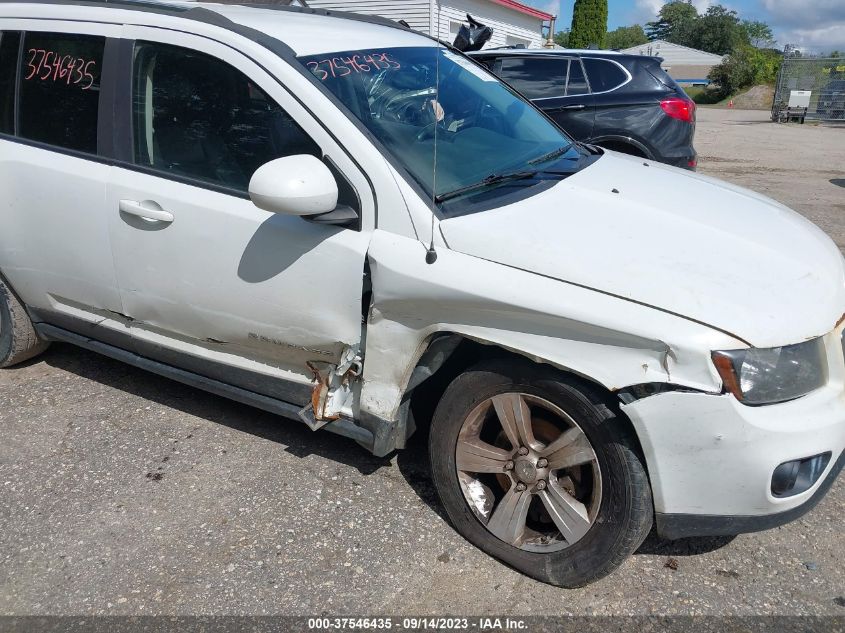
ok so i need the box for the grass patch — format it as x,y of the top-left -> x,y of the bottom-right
684,86 -> 725,105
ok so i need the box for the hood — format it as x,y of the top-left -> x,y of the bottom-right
440,151 -> 845,348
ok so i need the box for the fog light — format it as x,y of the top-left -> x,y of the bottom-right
771,452 -> 832,498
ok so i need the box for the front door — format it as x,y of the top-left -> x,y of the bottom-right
494,55 -> 595,141
537,58 -> 596,141
106,27 -> 373,405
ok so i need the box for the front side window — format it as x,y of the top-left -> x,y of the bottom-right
18,32 -> 104,153
299,47 -> 584,212
132,41 -> 320,192
498,57 -> 567,100
582,58 -> 628,93
0,31 -> 21,135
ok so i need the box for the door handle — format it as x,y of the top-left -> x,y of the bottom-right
551,104 -> 587,112
119,199 -> 174,223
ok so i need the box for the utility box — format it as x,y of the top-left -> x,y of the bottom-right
789,90 -> 812,108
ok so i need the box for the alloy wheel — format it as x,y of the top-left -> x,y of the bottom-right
455,392 -> 602,552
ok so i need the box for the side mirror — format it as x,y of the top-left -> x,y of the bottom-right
249,155 -> 338,216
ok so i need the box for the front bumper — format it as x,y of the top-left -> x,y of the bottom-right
655,450 -> 844,539
622,381 -> 845,539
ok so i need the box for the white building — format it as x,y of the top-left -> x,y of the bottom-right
306,0 -> 554,49
619,39 -> 727,86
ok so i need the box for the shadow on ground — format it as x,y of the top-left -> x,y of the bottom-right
40,343 -> 391,476
636,532 -> 736,557
35,343 -> 738,561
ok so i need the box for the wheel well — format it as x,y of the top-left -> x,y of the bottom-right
405,337 -> 649,467
595,140 -> 649,158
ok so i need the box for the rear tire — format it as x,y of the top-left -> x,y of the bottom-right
429,359 -> 652,588
0,276 -> 49,368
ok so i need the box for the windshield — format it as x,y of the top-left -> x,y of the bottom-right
298,47 -> 585,210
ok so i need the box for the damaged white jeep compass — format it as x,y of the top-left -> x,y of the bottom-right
1,0 -> 843,588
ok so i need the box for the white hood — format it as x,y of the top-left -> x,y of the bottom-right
440,152 -> 845,348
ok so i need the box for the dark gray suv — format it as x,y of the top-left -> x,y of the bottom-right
470,49 -> 698,169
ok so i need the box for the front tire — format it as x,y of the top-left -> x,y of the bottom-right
429,360 -> 652,588
0,276 -> 49,368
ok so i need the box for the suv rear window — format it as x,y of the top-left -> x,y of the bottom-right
0,31 -> 20,134
499,57 -> 567,99
18,32 -> 105,153
582,58 -> 628,93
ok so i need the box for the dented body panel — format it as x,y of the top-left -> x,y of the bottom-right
1,1 -> 844,534
360,229 -> 745,425
440,151 -> 845,350
622,323 -> 845,518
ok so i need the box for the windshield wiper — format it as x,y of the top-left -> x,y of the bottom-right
435,170 -> 572,204
527,144 -> 573,166
435,169 -> 570,204
435,171 -> 537,204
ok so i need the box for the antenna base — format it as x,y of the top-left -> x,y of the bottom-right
425,246 -> 438,265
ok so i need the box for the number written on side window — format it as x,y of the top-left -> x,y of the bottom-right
307,52 -> 401,81
24,48 -> 96,89
18,32 -> 105,153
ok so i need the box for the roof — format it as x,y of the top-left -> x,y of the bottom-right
0,0 -> 433,55
488,0 -> 553,21
469,48 -> 653,60
619,39 -> 726,64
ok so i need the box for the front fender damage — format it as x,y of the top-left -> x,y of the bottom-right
351,231 -> 741,456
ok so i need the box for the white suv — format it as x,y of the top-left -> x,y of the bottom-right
0,0 -> 843,588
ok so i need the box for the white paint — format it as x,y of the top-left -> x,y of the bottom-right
440,150 -> 845,350
1,2 -> 843,529
308,0 -> 549,49
623,322 -> 845,516
249,155 -> 339,216
619,40 -> 726,66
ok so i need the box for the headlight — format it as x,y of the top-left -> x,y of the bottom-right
712,338 -> 826,405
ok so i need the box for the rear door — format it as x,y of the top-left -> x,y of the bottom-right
106,26 -> 374,404
0,22 -> 125,345
495,55 -> 595,140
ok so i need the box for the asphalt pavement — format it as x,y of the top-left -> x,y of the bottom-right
1,108 -> 843,616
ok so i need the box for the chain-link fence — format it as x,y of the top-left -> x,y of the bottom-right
772,57 -> 845,122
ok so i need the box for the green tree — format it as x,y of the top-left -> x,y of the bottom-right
554,29 -> 570,48
708,45 -> 782,97
684,5 -> 746,55
569,0 -> 608,49
646,1 -> 697,41
606,25 -> 649,50
741,20 -> 775,48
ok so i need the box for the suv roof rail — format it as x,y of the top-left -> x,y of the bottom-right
0,0 -> 413,33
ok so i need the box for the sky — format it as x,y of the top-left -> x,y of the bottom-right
520,0 -> 845,53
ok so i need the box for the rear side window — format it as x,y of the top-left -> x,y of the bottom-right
582,58 -> 628,93
132,41 -> 320,192
499,57 -> 567,99
567,60 -> 589,96
18,32 -> 105,153
0,31 -> 21,134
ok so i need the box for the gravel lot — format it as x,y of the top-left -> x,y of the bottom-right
1,108 -> 844,617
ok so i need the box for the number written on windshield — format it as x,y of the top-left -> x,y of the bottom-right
307,52 -> 401,81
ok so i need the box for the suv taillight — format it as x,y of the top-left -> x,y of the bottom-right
661,97 -> 696,123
